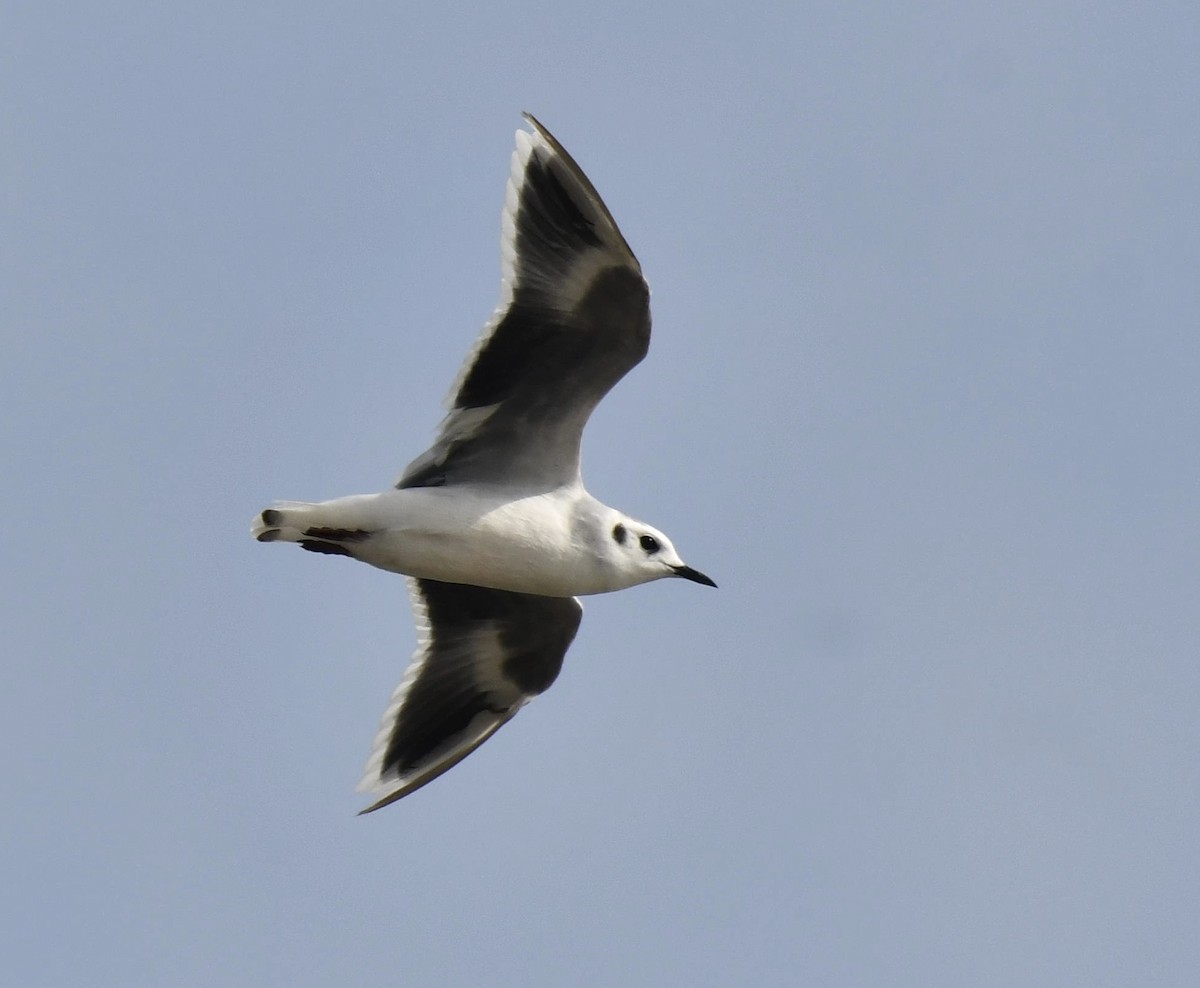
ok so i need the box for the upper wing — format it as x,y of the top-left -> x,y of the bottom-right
357,577 -> 583,812
397,114 -> 651,492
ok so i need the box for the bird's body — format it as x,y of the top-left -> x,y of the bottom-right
254,114 -> 713,812
253,485 -> 658,597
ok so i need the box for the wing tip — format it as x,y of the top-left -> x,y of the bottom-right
355,713 -> 514,814
356,786 -> 408,815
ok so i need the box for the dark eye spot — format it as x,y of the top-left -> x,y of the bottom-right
639,534 -> 660,554
612,523 -> 627,545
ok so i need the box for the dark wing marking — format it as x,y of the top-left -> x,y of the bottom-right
297,527 -> 373,558
357,577 -> 582,812
397,114 -> 651,492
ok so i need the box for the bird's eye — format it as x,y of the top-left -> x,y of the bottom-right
612,523 -> 627,545
639,534 -> 660,554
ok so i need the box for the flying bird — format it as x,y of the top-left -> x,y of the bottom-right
253,114 -> 715,812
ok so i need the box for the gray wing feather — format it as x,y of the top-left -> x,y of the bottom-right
357,578 -> 582,812
397,114 -> 651,492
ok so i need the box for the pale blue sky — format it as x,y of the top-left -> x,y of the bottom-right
4,3 -> 1199,985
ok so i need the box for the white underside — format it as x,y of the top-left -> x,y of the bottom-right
256,485 -> 640,597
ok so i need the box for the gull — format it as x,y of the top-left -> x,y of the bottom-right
252,114 -> 715,813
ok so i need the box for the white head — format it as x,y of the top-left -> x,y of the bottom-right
600,513 -> 717,591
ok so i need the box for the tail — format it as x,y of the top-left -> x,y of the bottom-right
251,501 -> 317,543
252,500 -> 375,558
